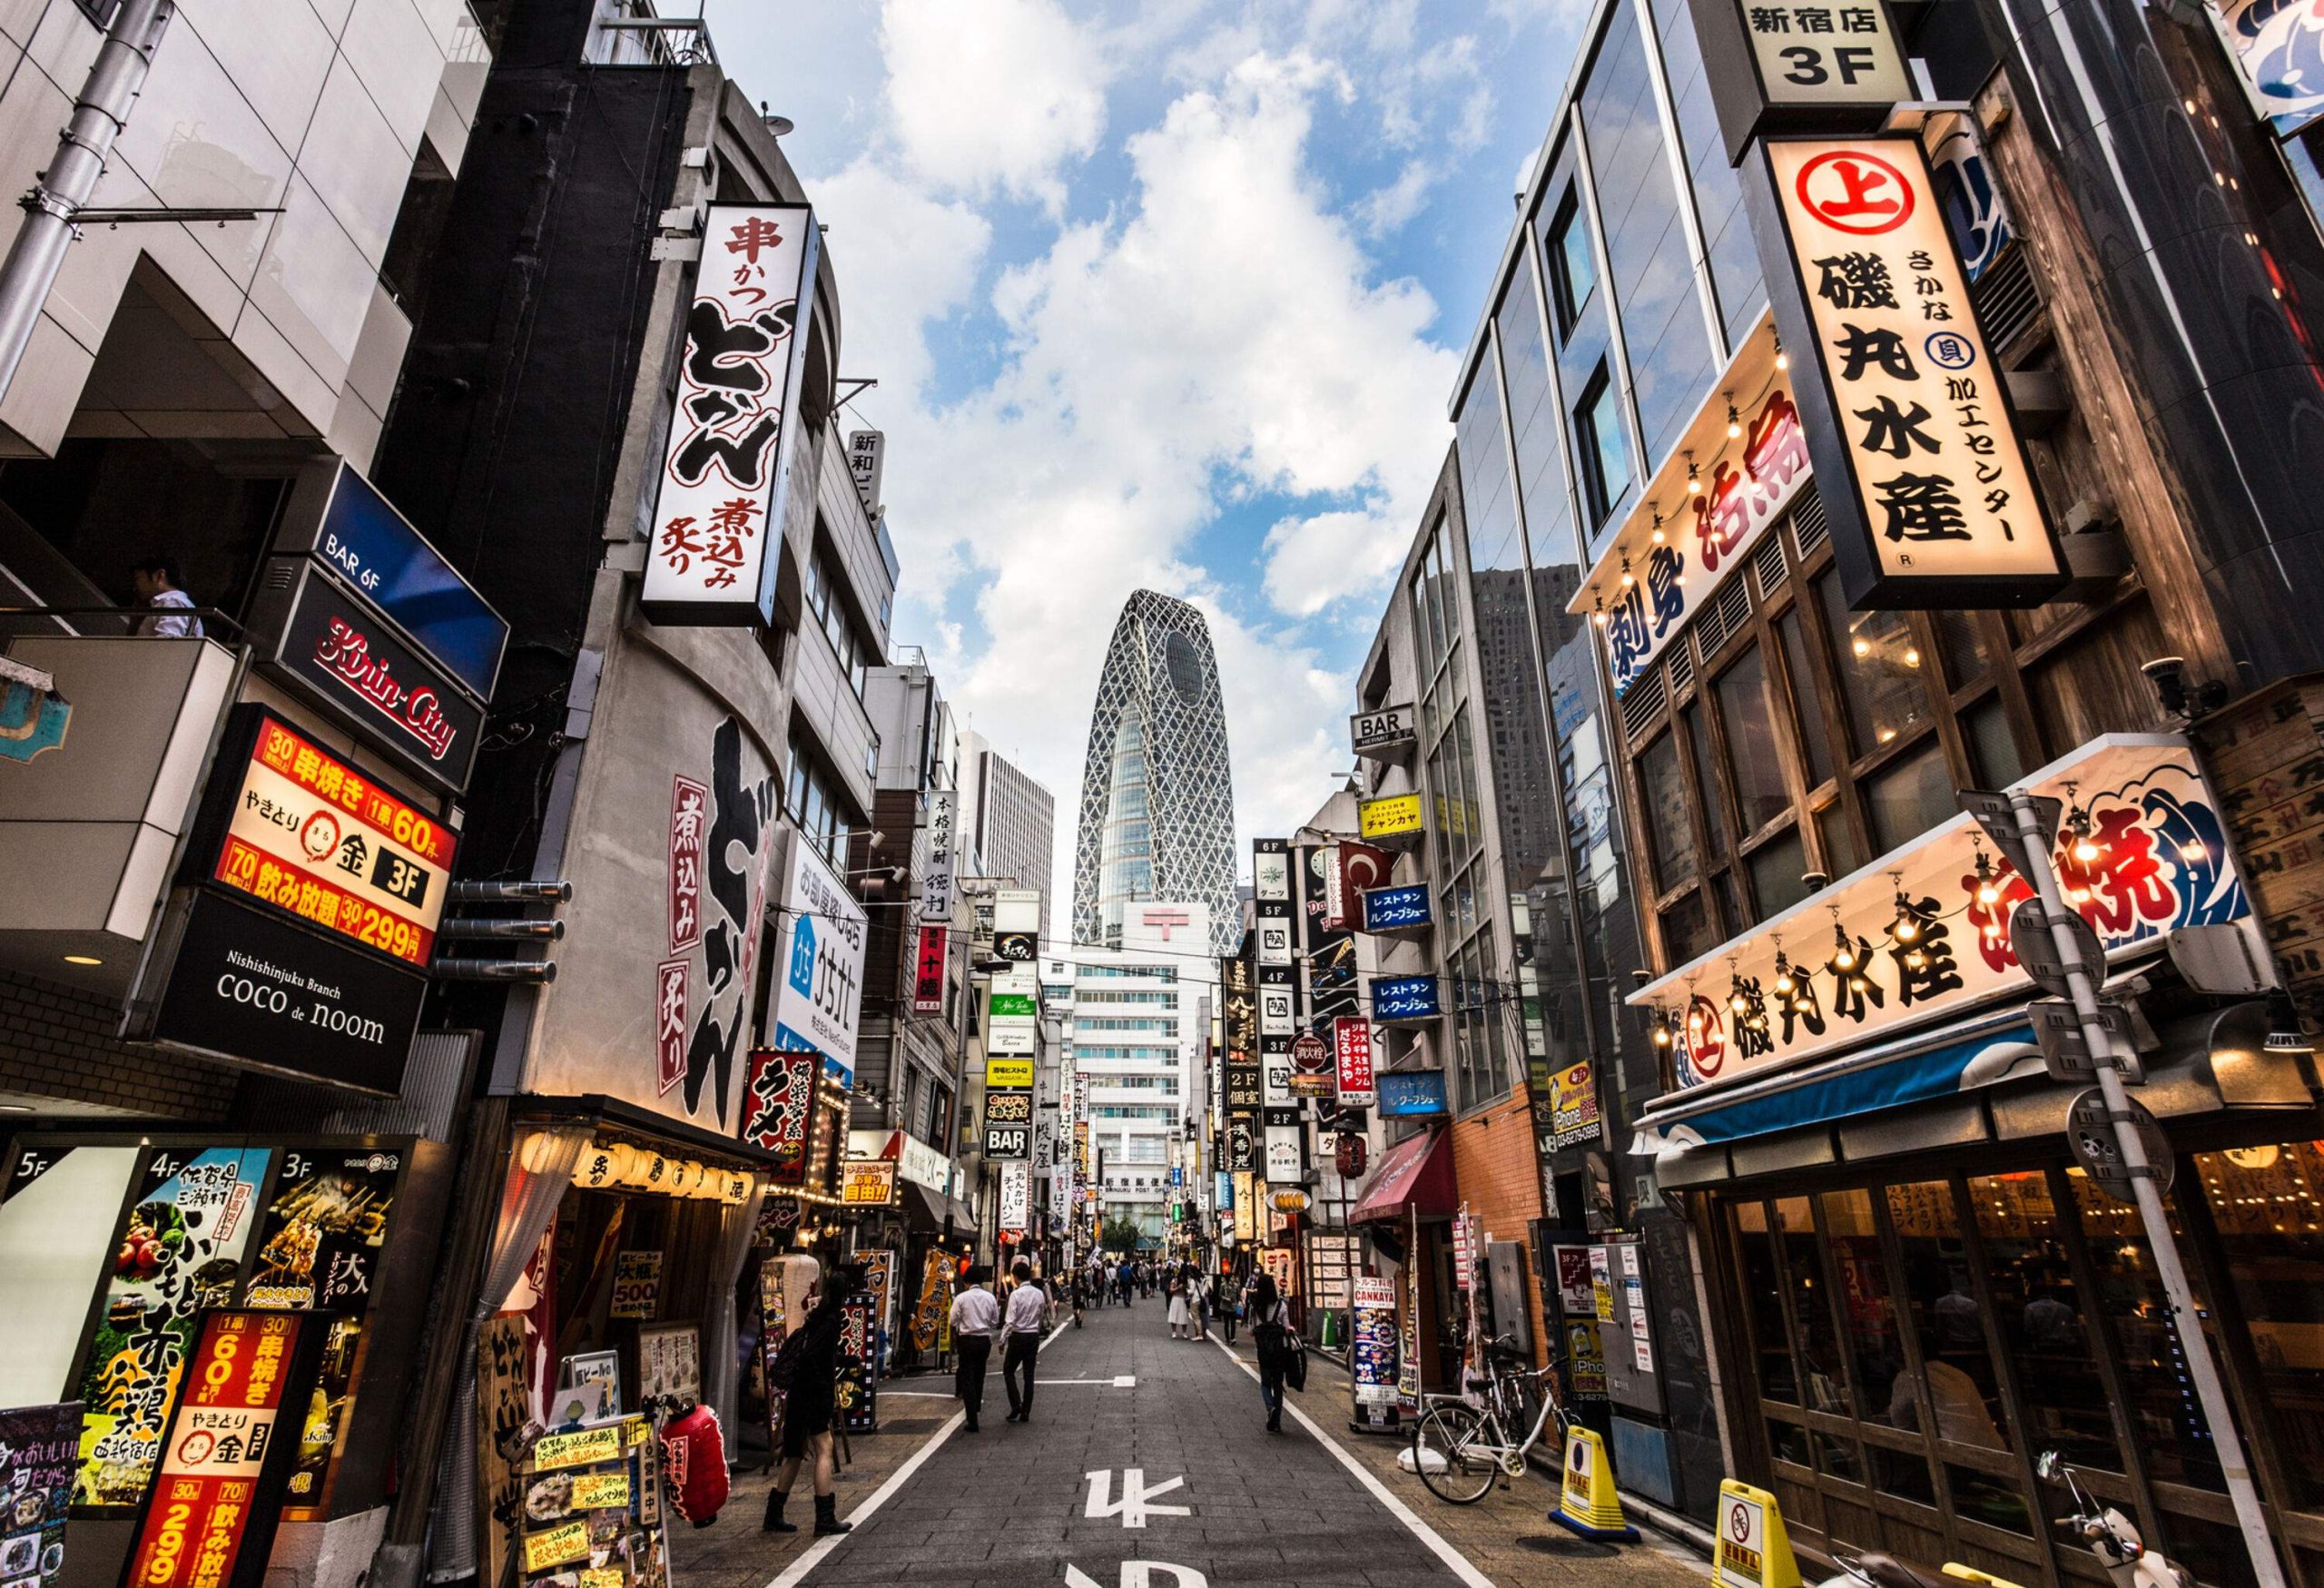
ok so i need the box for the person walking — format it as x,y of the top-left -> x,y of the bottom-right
1189,1267 -> 1210,1342
1216,1267 -> 1239,1345
1248,1271 -> 1294,1434
1069,1267 -> 1088,1328
762,1263 -> 862,1535
1166,1264 -> 1191,1339
1116,1258 -> 1134,1307
1001,1258 -> 1048,1423
947,1266 -> 1000,1433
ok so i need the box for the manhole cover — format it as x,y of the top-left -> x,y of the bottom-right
1516,1534 -> 1620,1558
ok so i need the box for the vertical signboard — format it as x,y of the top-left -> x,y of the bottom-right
642,203 -> 820,626
1687,0 -> 1911,163
845,429 -> 885,511
742,1050 -> 820,1186
1350,1277 -> 1400,1428
921,790 -> 956,923
911,925 -> 948,1013
768,838 -> 867,1085
1333,1018 -> 1376,1107
1753,136 -> 2064,608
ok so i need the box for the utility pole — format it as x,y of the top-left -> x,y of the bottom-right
1968,788 -> 2285,1588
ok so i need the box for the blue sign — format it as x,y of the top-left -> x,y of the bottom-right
287,463 -> 508,698
1360,883 -> 1432,933
1375,1070 -> 1449,1117
1214,1171 -> 1233,1210
1369,974 -> 1440,1021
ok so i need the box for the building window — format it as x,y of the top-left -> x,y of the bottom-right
1714,646 -> 1792,835
1576,364 -> 1629,526
1639,730 -> 1699,893
1547,186 -> 1596,333
1815,573 -> 1932,755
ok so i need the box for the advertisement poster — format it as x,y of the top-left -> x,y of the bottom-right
1566,1318 -> 1609,1400
516,1415 -> 667,1588
1350,1277 -> 1400,1421
610,1252 -> 663,1321
742,1050 -> 818,1187
837,1295 -> 877,1434
1549,1061 -> 1601,1149
74,1147 -> 271,1507
1590,1247 -> 1615,1323
122,1311 -> 320,1588
1398,1209 -> 1422,1415
909,1248 -> 951,1352
246,1147 -> 400,1511
0,1403 -> 79,1588
636,1326 -> 699,1407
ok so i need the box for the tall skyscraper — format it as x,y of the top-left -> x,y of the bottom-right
956,727 -> 1058,945
1072,590 -> 1239,955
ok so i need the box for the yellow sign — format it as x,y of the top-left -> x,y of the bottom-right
581,1571 -> 625,1588
1358,793 -> 1423,841
569,1471 -> 631,1510
1553,1425 -> 1637,1539
840,1158 -> 897,1206
522,1520 -> 590,1573
1764,136 -> 2062,607
529,1425 -> 622,1472
985,1057 -> 1034,1089
1712,1481 -> 1803,1588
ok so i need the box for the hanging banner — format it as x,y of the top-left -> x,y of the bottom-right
642,203 -> 820,626
767,840 -> 867,1085
839,1291 -> 878,1433
742,1050 -> 820,1185
1755,135 -> 2063,608
839,1159 -> 897,1208
1333,1018 -> 1376,1107
998,1161 -> 1032,1235
921,789 -> 956,924
668,774 -> 707,955
911,926 -> 948,1013
1324,840 -> 1393,929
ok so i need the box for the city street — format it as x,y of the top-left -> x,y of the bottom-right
684,1304 -> 1710,1588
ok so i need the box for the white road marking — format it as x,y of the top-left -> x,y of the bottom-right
1084,1468 -> 1191,1528
1209,1336 -> 1499,1588
1068,1565 -> 1208,1588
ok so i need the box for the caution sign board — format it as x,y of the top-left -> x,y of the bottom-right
1551,1425 -> 1638,1541
1713,1480 -> 1802,1588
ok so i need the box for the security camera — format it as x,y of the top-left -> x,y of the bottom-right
2142,656 -> 2190,717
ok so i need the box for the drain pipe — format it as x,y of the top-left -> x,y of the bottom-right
0,0 -> 172,406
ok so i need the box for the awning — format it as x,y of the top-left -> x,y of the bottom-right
1348,1128 -> 1456,1225
898,1179 -> 978,1237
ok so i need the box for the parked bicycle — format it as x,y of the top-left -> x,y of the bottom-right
1406,1333 -> 1566,1504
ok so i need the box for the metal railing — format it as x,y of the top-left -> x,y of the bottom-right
586,3 -> 716,68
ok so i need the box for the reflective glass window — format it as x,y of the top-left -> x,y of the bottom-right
1866,740 -> 1954,856
1970,1173 -> 2119,1475
1747,828 -> 1809,922
1735,1201 -> 1798,1404
1548,186 -> 1596,331
1816,573 -> 1933,755
1577,363 -> 1629,526
2194,1141 -> 2324,1509
1716,644 -> 1790,833
1777,607 -> 1835,787
1639,729 -> 1698,892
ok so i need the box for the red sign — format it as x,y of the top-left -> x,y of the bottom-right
669,775 -> 707,954
743,1050 -> 818,1186
212,712 -> 456,968
1330,842 -> 1393,929
125,1311 -> 314,1588
313,615 -> 459,762
1333,1017 -> 1375,1105
655,959 -> 688,1096
911,926 -> 947,1014
1793,148 -> 1915,235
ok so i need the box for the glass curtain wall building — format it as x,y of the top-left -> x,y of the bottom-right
1073,590 -> 1241,955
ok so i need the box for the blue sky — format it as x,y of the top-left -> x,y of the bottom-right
715,0 -> 1590,896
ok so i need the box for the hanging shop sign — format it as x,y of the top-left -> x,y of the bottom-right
1300,843 -> 1361,1030
840,1159 -> 897,1208
273,459 -> 509,699
768,838 -> 867,1085
1369,974 -> 1441,1022
1264,1119 -> 1305,1181
122,1311 -> 324,1588
1635,735 -> 2254,1090
1756,136 -> 2065,608
1358,793 -> 1423,843
1289,1030 -> 1334,1099
846,428 -> 886,512
667,774 -> 708,957
1350,703 -> 1418,761
997,1161 -> 1031,1235
921,789 -> 956,923
2215,0 -> 2324,136
610,1250 -> 664,1320
1253,839 -> 1291,902
1687,0 -> 1911,164
1359,883 -> 1432,934
1225,1117 -> 1257,1174
742,1049 -> 820,1185
1333,1017 -> 1376,1107
0,1403 -> 77,1588
641,202 -> 820,626
1551,1060 -> 1603,1149
1928,112 -> 2014,285
193,706 -> 456,971
912,925 -> 947,1013
1376,1070 -> 1449,1117
254,559 -> 485,793
139,893 -> 424,1094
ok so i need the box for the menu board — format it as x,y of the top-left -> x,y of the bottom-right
516,1416 -> 666,1588
0,1403 -> 78,1588
1350,1278 -> 1399,1425
635,1326 -> 699,1409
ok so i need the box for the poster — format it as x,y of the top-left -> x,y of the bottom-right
636,1327 -> 699,1408
0,1403 -> 78,1588
74,1147 -> 271,1507
1350,1278 -> 1400,1417
1590,1247 -> 1615,1323
837,1295 -> 876,1434
1549,1060 -> 1601,1149
610,1252 -> 663,1321
516,1415 -> 667,1588
1566,1318 -> 1609,1400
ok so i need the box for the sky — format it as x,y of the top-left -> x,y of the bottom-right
714,0 -> 1590,905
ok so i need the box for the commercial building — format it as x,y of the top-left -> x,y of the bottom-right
956,725 -> 1058,943
1072,589 -> 1240,956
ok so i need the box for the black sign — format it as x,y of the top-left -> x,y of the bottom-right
1225,1118 -> 1256,1173
260,560 -> 485,792
994,931 -> 1038,962
984,1089 -> 1032,1125
143,893 -> 423,1094
1262,1105 -> 1302,1129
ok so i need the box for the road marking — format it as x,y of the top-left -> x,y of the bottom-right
1084,1468 -> 1191,1528
1208,1336 -> 1498,1588
1067,1564 -> 1208,1588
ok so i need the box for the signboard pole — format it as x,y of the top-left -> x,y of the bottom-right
1989,787 -> 2284,1588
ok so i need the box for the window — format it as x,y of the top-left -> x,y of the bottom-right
1864,740 -> 1953,855
783,729 -> 855,865
1776,607 -> 1835,787
1746,828 -> 1809,922
1816,574 -> 1932,755
1639,730 -> 1699,893
1547,187 -> 1596,332
1715,646 -> 1791,834
1576,364 -> 1630,526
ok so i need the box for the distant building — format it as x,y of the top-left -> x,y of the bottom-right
956,727 -> 1057,944
1071,590 -> 1238,955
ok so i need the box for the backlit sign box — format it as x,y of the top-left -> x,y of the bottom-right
1685,0 -> 1912,165
1350,703 -> 1417,760
1360,883 -> 1433,934
1359,793 -> 1424,842
1370,975 -> 1441,1021
1376,1070 -> 1450,1117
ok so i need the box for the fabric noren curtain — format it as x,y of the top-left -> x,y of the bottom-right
701,1173 -> 766,1435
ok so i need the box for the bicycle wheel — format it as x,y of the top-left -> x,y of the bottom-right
1412,1403 -> 1497,1504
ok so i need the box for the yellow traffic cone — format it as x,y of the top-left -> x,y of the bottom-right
1712,1480 -> 1803,1588
1551,1425 -> 1639,1542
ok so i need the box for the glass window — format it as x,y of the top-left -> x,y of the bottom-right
1817,574 -> 1933,755
1823,1190 -> 1937,1503
2194,1141 -> 2324,1510
1577,363 -> 1630,526
1776,1197 -> 1854,1416
1660,889 -> 1717,962
1683,705 -> 1728,863
1818,804 -> 1864,881
1969,1174 -> 2120,1475
1716,646 -> 1790,833
1747,828 -> 1809,922
1935,607 -> 1992,688
1640,730 -> 1699,892
1885,1180 -> 2010,1445
1777,607 -> 1834,788
1965,695 -> 2024,787
1735,1201 -> 1799,1405
1865,740 -> 1955,855
1548,187 -> 1596,330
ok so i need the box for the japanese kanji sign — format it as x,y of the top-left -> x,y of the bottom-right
1758,136 -> 2064,607
912,924 -> 948,1013
642,203 -> 819,626
1688,0 -> 1909,164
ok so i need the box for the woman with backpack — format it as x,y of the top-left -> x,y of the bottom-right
1247,1271 -> 1297,1434
762,1262 -> 862,1536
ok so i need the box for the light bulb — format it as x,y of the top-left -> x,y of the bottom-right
1977,880 -> 1999,905
1774,339 -> 1789,371
1688,1011 -> 1704,1032
1652,1023 -> 1672,1048
1895,914 -> 1919,944
2179,839 -> 2206,862
1775,970 -> 1795,996
1687,458 -> 1702,495
1729,993 -> 1748,1015
1726,396 -> 1742,439
1903,646 -> 1920,666
1852,637 -> 1872,657
2073,836 -> 2101,863
1835,943 -> 1856,972
1906,948 -> 1926,970
1620,557 -> 1636,589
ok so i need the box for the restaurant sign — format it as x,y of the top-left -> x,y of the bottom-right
1360,883 -> 1433,934
912,925 -> 947,1013
1358,793 -> 1423,842
1370,974 -> 1441,1022
1635,735 -> 2256,1090
1688,0 -> 1912,164
1350,703 -> 1417,760
1755,136 -> 2064,608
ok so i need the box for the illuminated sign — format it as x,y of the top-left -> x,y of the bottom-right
1758,136 -> 2064,608
839,1159 -> 897,1207
1358,793 -> 1423,841
1689,0 -> 1910,163
741,1050 -> 818,1186
1370,975 -> 1441,1021
984,1057 -> 1034,1089
202,708 -> 455,969
642,204 -> 821,626
1334,1017 -> 1376,1107
1376,1070 -> 1448,1117
1360,883 -> 1432,934
912,926 -> 947,1013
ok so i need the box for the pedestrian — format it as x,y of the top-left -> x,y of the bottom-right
133,558 -> 202,637
1002,1258 -> 1048,1423
1069,1267 -> 1087,1328
1166,1264 -> 1191,1339
1216,1268 -> 1239,1345
762,1263 -> 862,1535
1189,1268 -> 1209,1342
1248,1271 -> 1294,1434
1117,1258 -> 1134,1307
947,1265 -> 1000,1433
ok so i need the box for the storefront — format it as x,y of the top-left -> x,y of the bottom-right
1633,735 -> 2324,1588
1347,1126 -> 1458,1406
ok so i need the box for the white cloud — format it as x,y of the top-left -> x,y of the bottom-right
1355,158 -> 1436,236
879,0 -> 1110,206
811,156 -> 993,399
1260,508 -> 1409,616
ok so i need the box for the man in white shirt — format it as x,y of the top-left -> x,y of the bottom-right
947,1267 -> 1001,1432
1001,1259 -> 1049,1424
133,559 -> 202,637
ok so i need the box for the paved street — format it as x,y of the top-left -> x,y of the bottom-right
678,1300 -> 1711,1588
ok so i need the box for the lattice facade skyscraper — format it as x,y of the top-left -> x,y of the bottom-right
1072,591 -> 1239,956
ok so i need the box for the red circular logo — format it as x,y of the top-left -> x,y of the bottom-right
1685,993 -> 1727,1080
1794,150 -> 1915,236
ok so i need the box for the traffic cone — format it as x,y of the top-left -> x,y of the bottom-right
1551,1425 -> 1638,1541
1711,1480 -> 1801,1588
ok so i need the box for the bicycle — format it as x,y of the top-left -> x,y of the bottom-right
1407,1334 -> 1568,1504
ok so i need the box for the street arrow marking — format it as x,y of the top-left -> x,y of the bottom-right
1083,1468 -> 1190,1529
1067,1566 -> 1208,1588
